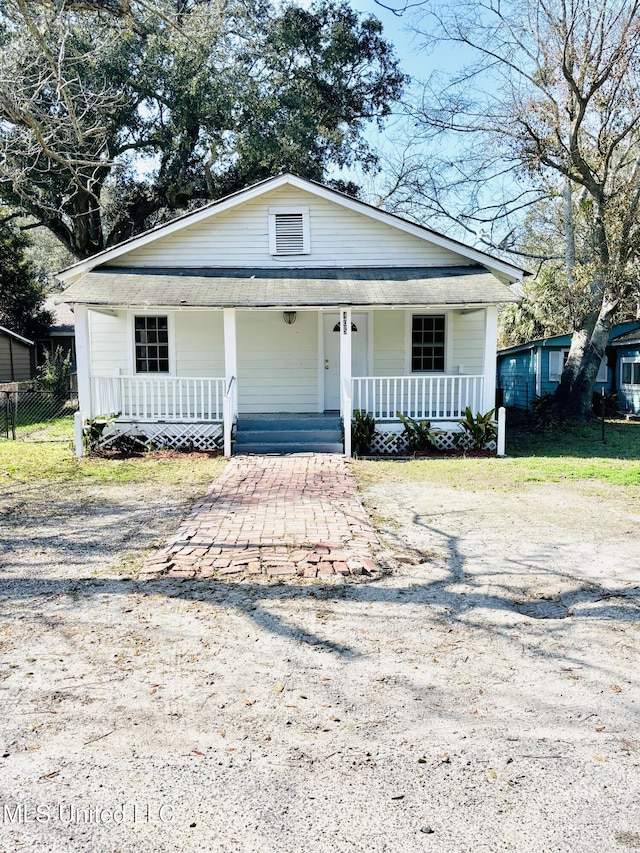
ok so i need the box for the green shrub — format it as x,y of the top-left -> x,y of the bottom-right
35,346 -> 72,395
83,415 -> 119,453
397,412 -> 440,453
352,409 -> 377,456
592,390 -> 618,418
455,407 -> 497,450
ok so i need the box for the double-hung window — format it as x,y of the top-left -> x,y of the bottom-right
621,359 -> 640,386
411,315 -> 445,372
134,316 -> 169,373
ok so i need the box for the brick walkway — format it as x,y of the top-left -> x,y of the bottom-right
140,455 -> 381,581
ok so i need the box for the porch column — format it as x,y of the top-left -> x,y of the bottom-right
223,308 -> 237,457
483,305 -> 498,413
74,304 -> 92,418
340,308 -> 353,456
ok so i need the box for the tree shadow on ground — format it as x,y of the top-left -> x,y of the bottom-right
0,565 -> 637,666
1,487 -> 638,666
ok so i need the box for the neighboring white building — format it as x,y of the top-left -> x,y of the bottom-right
57,173 -> 522,456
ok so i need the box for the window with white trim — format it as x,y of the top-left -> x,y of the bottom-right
621,358 -> 640,386
548,349 -> 569,382
411,315 -> 445,372
269,207 -> 310,255
549,349 -> 608,382
134,315 -> 169,373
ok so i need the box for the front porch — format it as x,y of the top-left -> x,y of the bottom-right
74,304 -> 499,456
83,370 -> 490,455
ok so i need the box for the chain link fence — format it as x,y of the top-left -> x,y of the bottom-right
497,373 -> 536,411
0,387 -> 79,441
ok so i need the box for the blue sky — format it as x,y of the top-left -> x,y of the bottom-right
348,0 -> 427,79
347,0 -> 467,83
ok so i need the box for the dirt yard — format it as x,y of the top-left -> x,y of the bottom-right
0,458 -> 639,853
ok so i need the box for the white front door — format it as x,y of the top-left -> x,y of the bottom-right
323,312 -> 368,410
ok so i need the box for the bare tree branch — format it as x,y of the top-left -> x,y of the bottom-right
377,0 -> 640,416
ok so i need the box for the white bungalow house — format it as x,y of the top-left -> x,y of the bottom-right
57,174 -> 523,456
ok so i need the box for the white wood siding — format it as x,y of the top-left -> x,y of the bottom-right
236,310 -> 318,413
373,311 -> 405,375
89,311 -> 128,375
109,186 -> 469,270
372,309 -> 484,377
90,310 -> 225,378
451,311 -> 485,374
174,311 -> 224,377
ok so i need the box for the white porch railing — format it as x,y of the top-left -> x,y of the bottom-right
351,375 -> 485,421
91,375 -> 226,422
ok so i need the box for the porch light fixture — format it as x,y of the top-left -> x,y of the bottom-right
283,311 -> 297,325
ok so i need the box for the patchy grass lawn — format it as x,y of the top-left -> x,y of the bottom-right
0,419 -> 227,492
356,418 -> 640,490
4,416 -> 638,497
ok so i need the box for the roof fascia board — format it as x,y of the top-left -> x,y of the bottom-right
58,172 -> 524,283
57,175 -> 294,283
73,301 -> 500,311
499,335 -> 570,355
0,326 -> 35,346
611,336 -> 640,346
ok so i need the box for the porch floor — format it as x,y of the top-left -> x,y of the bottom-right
140,454 -> 381,580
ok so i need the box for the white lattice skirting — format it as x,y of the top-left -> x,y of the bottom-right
96,421 -> 225,452
368,425 -> 496,455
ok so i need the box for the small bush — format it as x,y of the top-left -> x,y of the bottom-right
35,346 -> 72,395
397,412 -> 440,453
529,393 -> 561,429
592,390 -> 618,418
352,409 -> 377,456
83,415 -> 119,453
455,407 -> 497,450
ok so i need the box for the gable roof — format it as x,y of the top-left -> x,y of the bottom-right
498,333 -> 571,356
57,174 -> 527,285
58,266 -> 519,309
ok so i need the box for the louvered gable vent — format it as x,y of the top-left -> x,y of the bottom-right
275,214 -> 304,253
269,207 -> 310,255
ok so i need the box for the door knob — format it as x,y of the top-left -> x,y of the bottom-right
325,359 -> 330,370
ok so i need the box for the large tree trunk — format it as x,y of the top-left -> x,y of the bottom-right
552,297 -> 617,418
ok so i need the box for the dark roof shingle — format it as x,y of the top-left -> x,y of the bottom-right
59,266 -> 518,308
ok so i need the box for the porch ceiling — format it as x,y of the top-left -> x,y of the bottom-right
58,266 -> 518,308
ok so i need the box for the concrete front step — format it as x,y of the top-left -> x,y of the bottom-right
234,413 -> 344,455
235,428 -> 342,444
238,415 -> 341,432
234,441 -> 344,455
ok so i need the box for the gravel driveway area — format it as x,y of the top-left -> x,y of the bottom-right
0,460 -> 639,853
